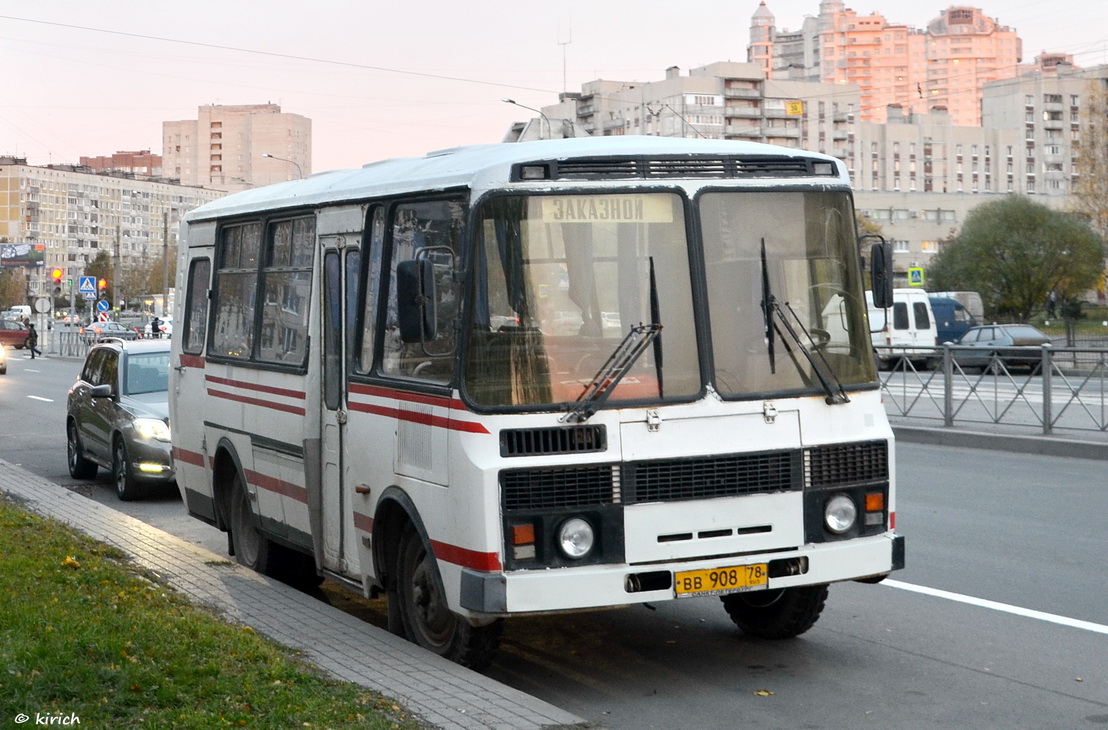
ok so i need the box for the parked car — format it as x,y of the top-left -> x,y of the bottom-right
950,324 -> 1052,372
79,320 -> 141,343
0,319 -> 30,349
66,339 -> 174,500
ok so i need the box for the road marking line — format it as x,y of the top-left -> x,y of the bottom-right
884,579 -> 1108,635
27,395 -> 53,402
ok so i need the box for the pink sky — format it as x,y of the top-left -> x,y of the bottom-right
2,0 -> 1106,173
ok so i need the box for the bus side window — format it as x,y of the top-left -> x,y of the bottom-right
183,258 -> 211,354
382,199 -> 464,382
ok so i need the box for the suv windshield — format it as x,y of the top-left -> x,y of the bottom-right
124,352 -> 170,395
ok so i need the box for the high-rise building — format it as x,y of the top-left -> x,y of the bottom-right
538,59 -> 1107,283
749,3 -> 1023,126
0,157 -> 222,304
162,104 -> 311,192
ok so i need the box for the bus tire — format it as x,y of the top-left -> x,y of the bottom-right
721,584 -> 829,639
395,526 -> 502,670
229,473 -> 273,574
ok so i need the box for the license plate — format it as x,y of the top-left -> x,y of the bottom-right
674,563 -> 769,597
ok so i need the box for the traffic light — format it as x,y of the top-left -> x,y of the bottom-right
98,278 -> 108,292
51,268 -> 63,297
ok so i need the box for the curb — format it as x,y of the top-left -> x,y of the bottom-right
892,424 -> 1108,461
0,459 -> 585,730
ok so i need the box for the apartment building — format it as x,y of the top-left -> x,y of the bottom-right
749,2 -> 1022,126
162,104 -> 311,193
539,59 -> 1105,282
0,157 -> 222,302
982,64 -> 1102,198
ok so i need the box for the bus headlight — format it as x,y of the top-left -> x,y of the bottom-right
824,494 -> 857,534
557,517 -> 595,560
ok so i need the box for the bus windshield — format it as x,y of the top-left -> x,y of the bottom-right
702,190 -> 875,397
464,189 -> 874,409
466,192 -> 697,408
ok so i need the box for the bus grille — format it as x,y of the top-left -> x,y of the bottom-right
501,465 -> 617,510
624,451 -> 798,503
805,440 -> 889,488
500,425 -> 606,457
519,155 -> 832,182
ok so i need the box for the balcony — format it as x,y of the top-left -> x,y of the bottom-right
725,126 -> 764,138
724,106 -> 762,119
723,87 -> 762,100
763,125 -> 801,139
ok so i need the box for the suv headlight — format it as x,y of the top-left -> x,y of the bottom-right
134,418 -> 171,442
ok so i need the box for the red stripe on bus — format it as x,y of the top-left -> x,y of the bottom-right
208,388 -> 307,415
178,353 -> 206,369
205,375 -> 306,400
172,447 -> 206,466
346,400 -> 490,434
432,540 -> 502,572
245,469 -> 308,504
353,511 -> 373,533
349,383 -> 463,410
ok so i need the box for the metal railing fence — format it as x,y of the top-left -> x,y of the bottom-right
877,344 -> 1108,435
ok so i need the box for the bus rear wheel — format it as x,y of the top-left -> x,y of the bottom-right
721,584 -> 829,639
394,527 -> 502,670
229,474 -> 271,573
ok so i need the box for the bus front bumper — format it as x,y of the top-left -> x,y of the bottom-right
460,532 -> 904,616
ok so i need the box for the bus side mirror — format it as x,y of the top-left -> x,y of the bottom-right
866,237 -> 894,309
397,258 -> 437,343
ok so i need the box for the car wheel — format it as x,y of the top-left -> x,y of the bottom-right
720,584 -> 829,639
66,421 -> 98,479
393,525 -> 503,669
113,438 -> 145,501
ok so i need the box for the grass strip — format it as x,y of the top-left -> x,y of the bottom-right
0,496 -> 424,729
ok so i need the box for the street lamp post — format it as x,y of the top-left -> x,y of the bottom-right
261,153 -> 303,180
502,98 -> 551,140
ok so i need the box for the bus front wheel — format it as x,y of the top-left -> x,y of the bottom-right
721,584 -> 829,639
394,527 -> 502,670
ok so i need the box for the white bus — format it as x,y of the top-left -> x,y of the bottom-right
170,136 -> 903,669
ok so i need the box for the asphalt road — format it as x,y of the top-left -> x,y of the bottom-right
2,352 -> 1105,729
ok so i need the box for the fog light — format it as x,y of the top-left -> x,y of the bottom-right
824,494 -> 857,534
557,517 -> 595,560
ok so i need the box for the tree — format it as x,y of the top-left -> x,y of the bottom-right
1073,77 -> 1108,242
0,268 -> 26,310
927,196 -> 1105,321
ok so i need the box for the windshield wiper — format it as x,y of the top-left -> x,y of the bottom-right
767,297 -> 850,405
760,240 -> 776,373
560,323 -> 663,423
759,239 -> 849,405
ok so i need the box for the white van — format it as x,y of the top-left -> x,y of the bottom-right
866,288 -> 938,367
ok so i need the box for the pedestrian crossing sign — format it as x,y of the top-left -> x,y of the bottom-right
908,267 -> 925,287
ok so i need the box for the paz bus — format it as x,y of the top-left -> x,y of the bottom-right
169,136 -> 903,669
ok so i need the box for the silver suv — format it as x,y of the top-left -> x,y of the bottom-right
66,338 -> 174,500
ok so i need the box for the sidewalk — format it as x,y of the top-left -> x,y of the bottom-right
0,459 -> 583,730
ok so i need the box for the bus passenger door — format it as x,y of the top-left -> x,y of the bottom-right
319,245 -> 360,574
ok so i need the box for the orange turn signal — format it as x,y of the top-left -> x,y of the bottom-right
865,493 -> 885,512
511,523 -> 536,546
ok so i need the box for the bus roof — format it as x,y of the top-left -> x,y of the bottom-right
184,136 -> 848,223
